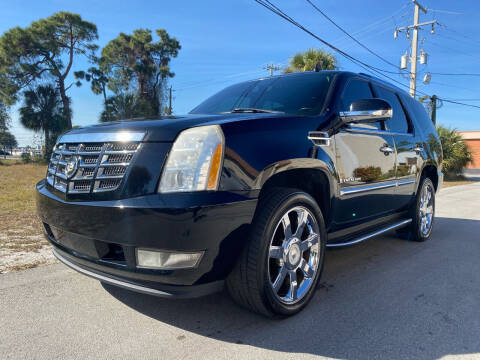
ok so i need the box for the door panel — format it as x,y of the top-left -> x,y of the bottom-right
333,128 -> 396,226
370,85 -> 421,212
394,135 -> 418,209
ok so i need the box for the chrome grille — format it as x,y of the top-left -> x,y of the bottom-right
46,137 -> 141,194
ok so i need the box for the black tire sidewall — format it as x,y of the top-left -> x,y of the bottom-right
256,190 -> 326,316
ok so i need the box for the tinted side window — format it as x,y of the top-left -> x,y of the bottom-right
341,79 -> 381,130
400,93 -> 431,131
373,85 -> 409,133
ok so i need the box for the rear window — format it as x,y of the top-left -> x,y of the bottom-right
373,85 -> 409,133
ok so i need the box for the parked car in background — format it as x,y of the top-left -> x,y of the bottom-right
36,71 -> 443,316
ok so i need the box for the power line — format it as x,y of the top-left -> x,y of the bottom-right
254,0 -> 413,90
428,8 -> 465,16
442,98 -> 480,102
442,26 -> 480,46
175,70 -> 267,91
436,32 -> 480,48
305,0 -> 405,72
429,72 -> 480,76
254,1 -> 480,112
333,3 -> 411,47
439,98 -> 480,109
427,81 -> 480,93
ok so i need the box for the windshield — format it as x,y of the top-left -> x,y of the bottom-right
190,73 -> 334,116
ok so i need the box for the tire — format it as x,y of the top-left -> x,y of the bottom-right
226,188 -> 326,317
408,177 -> 436,242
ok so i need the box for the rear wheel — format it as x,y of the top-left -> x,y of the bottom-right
226,188 -> 326,317
404,177 -> 435,242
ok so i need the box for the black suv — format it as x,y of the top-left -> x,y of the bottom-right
36,71 -> 443,316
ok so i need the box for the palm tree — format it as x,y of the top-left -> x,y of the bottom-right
284,49 -> 338,73
100,93 -> 149,122
435,125 -> 472,178
19,84 -> 68,158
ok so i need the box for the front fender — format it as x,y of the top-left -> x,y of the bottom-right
217,116 -> 337,195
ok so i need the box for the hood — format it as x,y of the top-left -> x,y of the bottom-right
62,113 -> 289,142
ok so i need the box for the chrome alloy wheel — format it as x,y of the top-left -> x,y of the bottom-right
419,183 -> 434,235
267,206 -> 320,304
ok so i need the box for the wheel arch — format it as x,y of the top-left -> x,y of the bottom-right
419,163 -> 439,192
256,161 -> 335,228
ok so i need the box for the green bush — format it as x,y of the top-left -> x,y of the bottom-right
437,125 -> 472,178
21,152 -> 32,164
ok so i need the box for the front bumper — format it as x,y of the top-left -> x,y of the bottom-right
36,180 -> 257,296
52,247 -> 224,298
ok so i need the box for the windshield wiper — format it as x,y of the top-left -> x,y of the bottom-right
226,108 -> 284,114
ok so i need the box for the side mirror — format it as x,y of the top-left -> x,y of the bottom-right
339,98 -> 392,125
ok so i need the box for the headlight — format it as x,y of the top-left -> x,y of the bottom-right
159,125 -> 224,193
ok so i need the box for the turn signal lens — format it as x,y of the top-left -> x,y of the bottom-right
207,142 -> 223,190
136,249 -> 203,270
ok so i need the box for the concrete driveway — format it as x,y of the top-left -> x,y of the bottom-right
1,183 -> 480,360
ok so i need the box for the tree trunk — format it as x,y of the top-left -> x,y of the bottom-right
44,128 -> 51,160
102,86 -> 107,104
58,79 -> 72,129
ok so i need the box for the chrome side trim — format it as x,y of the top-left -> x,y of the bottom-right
326,219 -> 412,248
397,178 -> 415,186
340,181 -> 397,195
339,108 -> 392,122
345,126 -> 413,137
58,132 -> 146,143
52,248 -> 172,297
340,178 -> 416,195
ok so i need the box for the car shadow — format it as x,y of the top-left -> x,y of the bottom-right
103,216 -> 480,359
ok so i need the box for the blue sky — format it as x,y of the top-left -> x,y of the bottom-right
3,0 -> 480,146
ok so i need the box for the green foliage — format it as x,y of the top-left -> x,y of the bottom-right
74,66 -> 108,103
0,101 -> 10,131
0,130 -> 17,158
19,84 -> 68,159
100,28 -> 180,116
0,101 -> 16,158
0,11 -> 98,127
21,152 -> 32,164
100,93 -> 151,122
436,125 -> 472,177
284,48 -> 338,73
354,166 -> 382,182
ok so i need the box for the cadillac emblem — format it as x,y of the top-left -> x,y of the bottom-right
64,156 -> 79,179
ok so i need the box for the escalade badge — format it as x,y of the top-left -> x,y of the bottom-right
64,156 -> 79,179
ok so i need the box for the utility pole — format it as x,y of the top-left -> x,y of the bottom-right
430,95 -> 437,125
409,2 -> 422,98
429,95 -> 442,125
168,86 -> 172,115
264,64 -> 281,76
395,0 -> 437,98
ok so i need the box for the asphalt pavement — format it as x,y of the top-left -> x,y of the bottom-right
1,182 -> 480,360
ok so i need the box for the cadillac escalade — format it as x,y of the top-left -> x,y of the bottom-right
36,71 -> 443,316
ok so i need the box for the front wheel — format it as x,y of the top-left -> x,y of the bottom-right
226,188 -> 326,317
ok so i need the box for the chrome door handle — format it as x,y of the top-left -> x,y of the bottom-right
413,146 -> 424,153
308,131 -> 330,146
379,145 -> 394,155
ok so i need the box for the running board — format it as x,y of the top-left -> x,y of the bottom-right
326,219 -> 412,248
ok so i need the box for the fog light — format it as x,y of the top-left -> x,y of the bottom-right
136,249 -> 203,270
